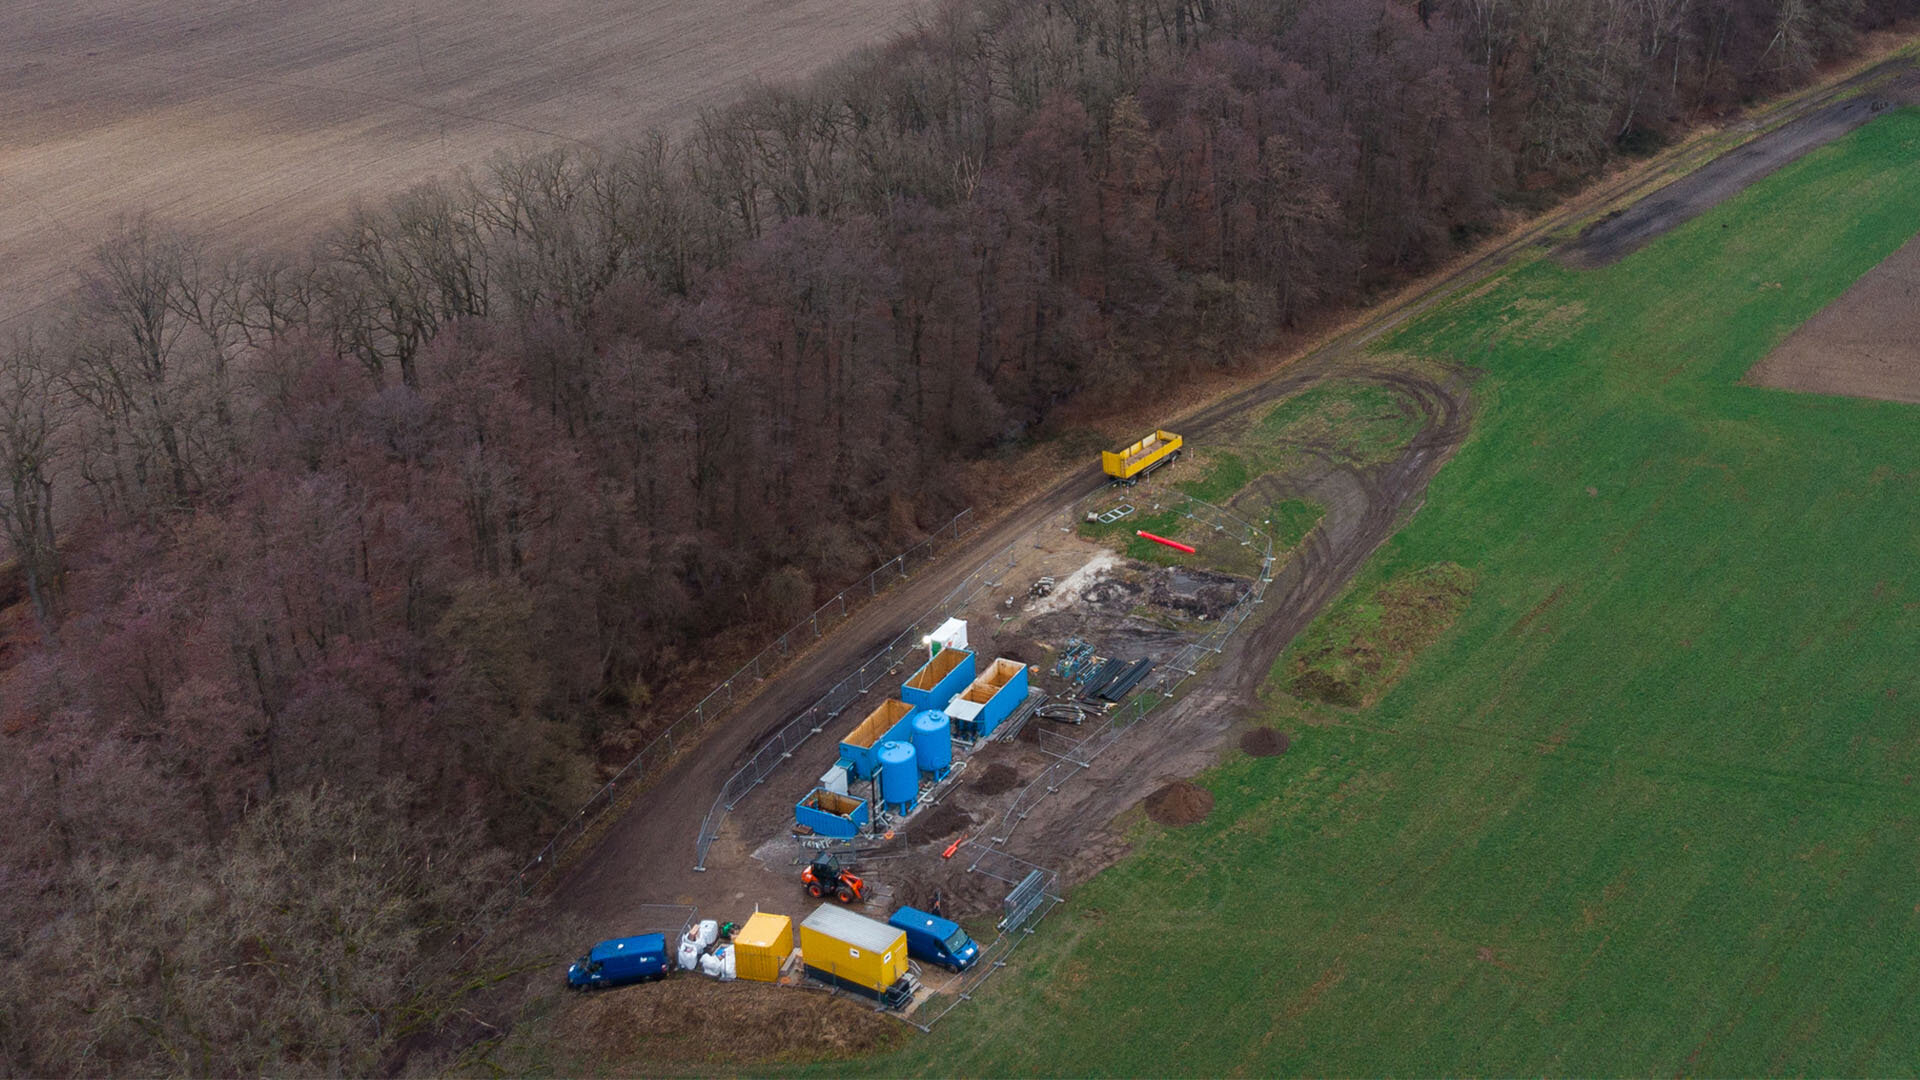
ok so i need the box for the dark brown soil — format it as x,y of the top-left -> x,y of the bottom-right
969,762 -> 1021,795
1747,227 -> 1920,404
555,976 -> 904,1070
911,799 -> 973,843
891,859 -> 1008,920
1239,727 -> 1290,757
1143,781 -> 1214,826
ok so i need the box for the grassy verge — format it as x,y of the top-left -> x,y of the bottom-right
822,106 -> 1920,1077
1282,562 -> 1476,708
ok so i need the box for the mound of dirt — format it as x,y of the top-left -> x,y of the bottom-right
556,976 -> 904,1069
969,762 -> 1021,795
912,799 -> 973,843
1240,727 -> 1290,757
1143,781 -> 1213,826
894,860 -> 1010,921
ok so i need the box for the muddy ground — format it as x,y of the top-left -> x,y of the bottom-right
1746,227 -> 1920,403
558,362 -> 1469,935
1559,60 -> 1920,268
553,977 -> 906,1072
722,539 -> 1257,925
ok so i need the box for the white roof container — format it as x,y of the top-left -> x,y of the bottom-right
801,903 -> 902,954
928,617 -> 968,653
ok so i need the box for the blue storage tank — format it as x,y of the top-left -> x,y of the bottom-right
910,710 -> 952,778
877,740 -> 919,813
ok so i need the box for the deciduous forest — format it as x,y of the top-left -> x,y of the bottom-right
2,0 -> 1910,1071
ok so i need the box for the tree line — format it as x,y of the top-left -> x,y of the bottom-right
2,0 -> 1910,1071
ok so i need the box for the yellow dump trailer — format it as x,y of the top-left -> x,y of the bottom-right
1102,429 -> 1183,484
733,912 -> 793,983
799,904 -> 908,999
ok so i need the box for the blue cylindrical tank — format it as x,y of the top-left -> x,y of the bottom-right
910,710 -> 952,774
877,740 -> 918,810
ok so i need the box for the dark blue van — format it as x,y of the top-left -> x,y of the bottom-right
888,906 -> 980,972
566,933 -> 671,990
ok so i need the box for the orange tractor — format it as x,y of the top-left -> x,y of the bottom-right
801,854 -> 868,905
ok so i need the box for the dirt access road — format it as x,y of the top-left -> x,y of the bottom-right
556,362 -> 1474,932
555,49 -> 1920,933
0,0 -> 925,327
1561,56 -> 1920,267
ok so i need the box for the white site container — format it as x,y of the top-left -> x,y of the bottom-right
820,764 -> 850,796
928,617 -> 968,653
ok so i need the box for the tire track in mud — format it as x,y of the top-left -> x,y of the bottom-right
1013,367 -> 1474,893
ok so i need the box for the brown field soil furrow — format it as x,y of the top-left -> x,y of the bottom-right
1747,227 -> 1920,403
0,0 -> 926,326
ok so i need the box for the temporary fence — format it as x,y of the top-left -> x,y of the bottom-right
982,493 -> 1275,850
895,493 -> 1277,1032
399,509 -> 976,994
904,845 -> 1064,1032
694,527 -> 1025,869
516,506 -> 975,895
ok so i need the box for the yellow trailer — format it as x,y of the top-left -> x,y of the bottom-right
733,912 -> 794,983
799,904 -> 908,999
1101,429 -> 1183,484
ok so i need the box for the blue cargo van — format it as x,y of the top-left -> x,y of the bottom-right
888,906 -> 979,972
566,933 -> 671,990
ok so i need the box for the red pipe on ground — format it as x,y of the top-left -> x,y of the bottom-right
1136,530 -> 1196,554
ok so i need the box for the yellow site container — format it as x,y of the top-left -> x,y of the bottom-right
733,912 -> 793,983
799,905 -> 907,997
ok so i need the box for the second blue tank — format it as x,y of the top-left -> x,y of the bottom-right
910,709 -> 952,776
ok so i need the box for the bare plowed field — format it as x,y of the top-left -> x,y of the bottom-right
0,0 -> 923,325
1747,227 -> 1920,402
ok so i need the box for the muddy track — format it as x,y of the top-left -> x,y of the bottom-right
1561,56 -> 1920,267
984,368 -> 1473,897
550,53 -> 1898,929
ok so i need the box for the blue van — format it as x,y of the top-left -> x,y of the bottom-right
888,906 -> 980,972
566,933 -> 671,990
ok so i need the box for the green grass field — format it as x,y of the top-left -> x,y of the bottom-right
833,107 -> 1920,1076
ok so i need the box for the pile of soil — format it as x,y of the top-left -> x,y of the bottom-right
556,977 -> 904,1069
1143,780 -> 1213,826
912,799 -> 973,843
969,762 -> 1021,795
1240,727 -> 1290,757
894,861 -> 1009,921
1150,567 -> 1247,619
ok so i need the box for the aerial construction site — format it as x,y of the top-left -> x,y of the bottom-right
554,426 -> 1283,1023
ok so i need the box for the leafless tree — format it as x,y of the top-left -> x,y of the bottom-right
0,331 -> 66,625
